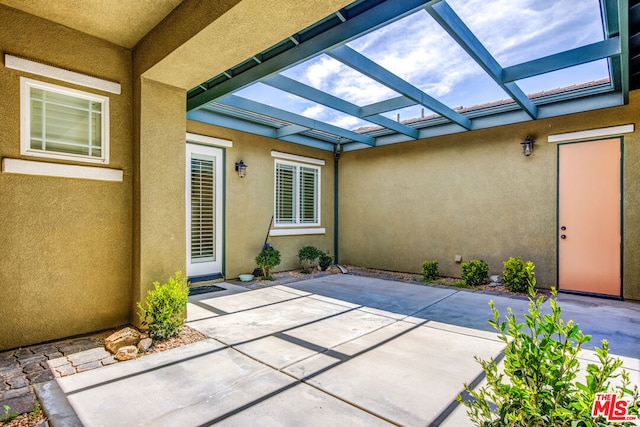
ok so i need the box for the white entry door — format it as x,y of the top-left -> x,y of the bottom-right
186,143 -> 223,278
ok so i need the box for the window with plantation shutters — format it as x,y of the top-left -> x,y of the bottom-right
21,78 -> 109,164
275,160 -> 320,226
190,155 -> 216,262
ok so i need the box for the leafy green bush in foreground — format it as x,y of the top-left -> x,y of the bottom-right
137,271 -> 189,341
459,278 -> 639,426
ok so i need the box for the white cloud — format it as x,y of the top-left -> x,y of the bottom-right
301,104 -> 326,119
330,115 -> 365,129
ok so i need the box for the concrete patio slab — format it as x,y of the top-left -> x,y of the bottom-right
189,294 -> 351,345
285,308 -> 399,350
214,381 -> 395,427
41,274 -> 640,426
285,320 -> 505,426
290,275 -> 458,316
194,286 -> 302,314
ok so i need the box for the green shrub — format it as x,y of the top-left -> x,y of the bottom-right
318,251 -> 333,271
298,245 -> 322,273
502,256 -> 535,292
256,247 -> 281,279
461,259 -> 489,287
137,271 -> 189,341
459,279 -> 639,426
421,260 -> 439,282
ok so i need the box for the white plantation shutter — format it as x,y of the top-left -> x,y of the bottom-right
276,163 -> 296,224
190,155 -> 215,262
275,160 -> 320,226
299,166 -> 318,224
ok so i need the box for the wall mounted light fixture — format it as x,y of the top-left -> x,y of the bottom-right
521,136 -> 535,157
235,160 -> 247,178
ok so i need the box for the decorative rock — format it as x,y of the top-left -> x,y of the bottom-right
115,345 -> 138,361
137,338 -> 153,352
489,275 -> 502,283
105,327 -> 141,354
489,282 -> 501,287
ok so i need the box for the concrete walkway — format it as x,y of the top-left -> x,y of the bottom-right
38,275 -> 640,426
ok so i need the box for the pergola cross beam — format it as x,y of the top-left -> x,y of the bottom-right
426,1 -> 538,119
263,74 -> 419,138
327,45 -> 472,130
218,95 -> 376,145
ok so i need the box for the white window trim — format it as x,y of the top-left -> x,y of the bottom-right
548,124 -> 635,143
186,132 -> 232,148
271,150 -> 325,166
269,228 -> 326,236
20,77 -> 110,165
5,54 -> 121,94
274,158 -> 322,228
2,158 -> 123,182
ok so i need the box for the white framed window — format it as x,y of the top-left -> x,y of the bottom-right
274,159 -> 321,227
20,77 -> 109,164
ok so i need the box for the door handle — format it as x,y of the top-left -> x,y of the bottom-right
560,234 -> 566,239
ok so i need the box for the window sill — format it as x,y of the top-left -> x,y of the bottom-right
270,228 -> 326,236
2,158 -> 123,182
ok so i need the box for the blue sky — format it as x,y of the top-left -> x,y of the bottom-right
235,0 -> 608,130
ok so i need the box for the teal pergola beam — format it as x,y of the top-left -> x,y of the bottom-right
276,124 -> 310,138
218,95 -> 376,145
327,45 -> 472,130
360,96 -> 418,117
187,109 -> 336,151
263,74 -> 419,138
426,1 -> 538,119
187,0 -> 433,112
503,38 -> 622,83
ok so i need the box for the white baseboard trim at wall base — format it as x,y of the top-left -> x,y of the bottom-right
2,158 -> 123,182
548,124 -> 635,143
4,54 -> 121,95
270,228 -> 326,236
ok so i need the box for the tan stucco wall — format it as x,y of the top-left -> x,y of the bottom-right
339,91 -> 640,300
187,121 -> 335,278
0,5 -> 133,349
131,79 -> 187,323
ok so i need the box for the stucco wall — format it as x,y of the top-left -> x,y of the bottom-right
187,121 -> 335,279
0,5 -> 133,350
339,91 -> 640,300
131,79 -> 187,322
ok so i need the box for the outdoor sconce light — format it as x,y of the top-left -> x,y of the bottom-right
235,160 -> 247,178
521,136 -> 535,157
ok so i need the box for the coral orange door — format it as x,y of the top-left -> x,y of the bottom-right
558,138 -> 621,296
